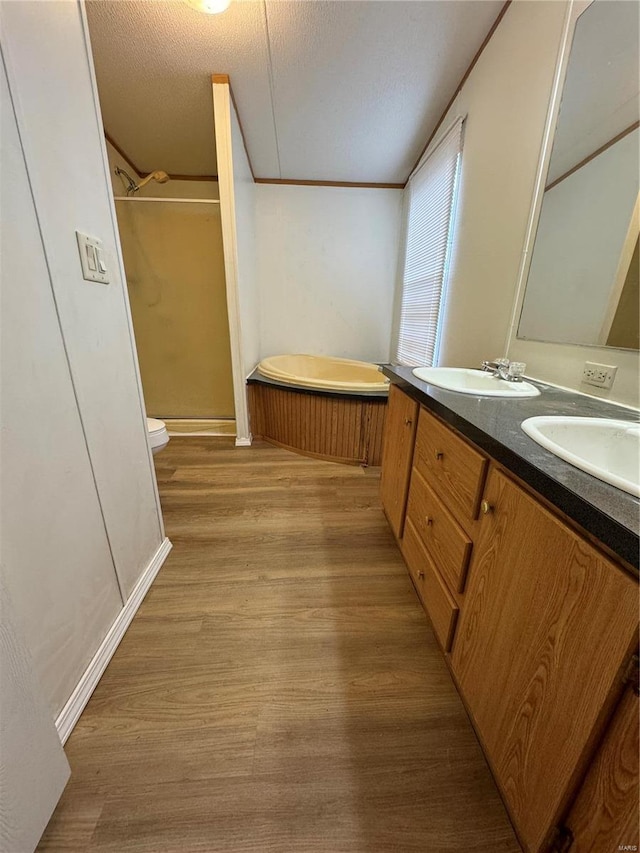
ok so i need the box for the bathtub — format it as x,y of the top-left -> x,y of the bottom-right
249,354 -> 389,465
257,354 -> 390,393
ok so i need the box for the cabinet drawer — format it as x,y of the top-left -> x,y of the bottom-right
406,468 -> 472,594
402,519 -> 459,652
414,408 -> 488,525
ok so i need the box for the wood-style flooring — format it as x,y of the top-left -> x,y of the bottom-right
38,438 -> 520,852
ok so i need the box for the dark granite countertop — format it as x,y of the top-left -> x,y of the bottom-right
383,365 -> 640,574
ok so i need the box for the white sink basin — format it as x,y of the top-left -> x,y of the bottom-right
521,416 -> 640,497
412,367 -> 540,398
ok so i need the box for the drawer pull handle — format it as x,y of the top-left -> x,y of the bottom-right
417,570 -> 425,579
435,451 -> 444,460
404,418 -> 413,426
425,516 -> 433,526
481,500 -> 494,515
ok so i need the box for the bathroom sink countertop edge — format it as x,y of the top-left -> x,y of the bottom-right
382,365 -> 640,573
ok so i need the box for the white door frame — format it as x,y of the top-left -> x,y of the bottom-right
211,76 -> 251,445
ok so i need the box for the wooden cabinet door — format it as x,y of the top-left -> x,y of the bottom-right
380,384 -> 418,539
562,684 -> 639,852
451,468 -> 638,853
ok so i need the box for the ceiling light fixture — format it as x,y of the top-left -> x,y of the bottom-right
185,0 -> 231,14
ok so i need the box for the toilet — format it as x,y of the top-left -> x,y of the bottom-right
147,417 -> 169,455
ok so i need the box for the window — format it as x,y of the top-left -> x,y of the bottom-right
394,117 -> 464,367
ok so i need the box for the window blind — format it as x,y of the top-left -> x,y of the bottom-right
394,117 -> 464,367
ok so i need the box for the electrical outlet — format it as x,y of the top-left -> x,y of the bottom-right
582,361 -> 617,389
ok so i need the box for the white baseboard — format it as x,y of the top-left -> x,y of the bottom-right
55,537 -> 172,744
235,436 -> 252,446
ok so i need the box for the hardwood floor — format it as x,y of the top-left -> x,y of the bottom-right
38,438 -> 520,852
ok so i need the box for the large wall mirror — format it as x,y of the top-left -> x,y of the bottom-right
517,0 -> 639,351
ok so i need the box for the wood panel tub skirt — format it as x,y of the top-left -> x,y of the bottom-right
247,378 -> 387,466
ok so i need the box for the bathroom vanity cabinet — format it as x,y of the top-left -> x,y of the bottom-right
559,683 -> 639,851
453,467 -> 637,853
379,384 -> 418,538
380,381 -> 639,853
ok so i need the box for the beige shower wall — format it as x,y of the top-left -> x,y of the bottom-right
116,200 -> 235,418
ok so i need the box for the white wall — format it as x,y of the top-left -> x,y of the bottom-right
519,129 -> 639,346
425,0 -> 639,406
0,579 -> 70,852
506,2 -> 640,407
1,0 -> 169,765
0,60 -> 124,716
432,0 -> 569,371
255,184 -> 402,362
230,102 -> 260,377
1,0 -> 164,599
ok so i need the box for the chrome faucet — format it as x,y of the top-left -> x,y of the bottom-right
482,358 -> 511,380
481,358 -> 526,382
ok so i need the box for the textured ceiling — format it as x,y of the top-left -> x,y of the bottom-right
86,0 -> 504,183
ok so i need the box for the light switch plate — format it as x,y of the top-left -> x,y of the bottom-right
76,231 -> 109,284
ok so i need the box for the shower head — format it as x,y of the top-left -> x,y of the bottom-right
114,166 -> 170,195
136,170 -> 170,190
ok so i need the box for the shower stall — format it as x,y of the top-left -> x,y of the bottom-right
114,192 -> 235,422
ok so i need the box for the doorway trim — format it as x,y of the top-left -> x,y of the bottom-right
212,77 -> 251,445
